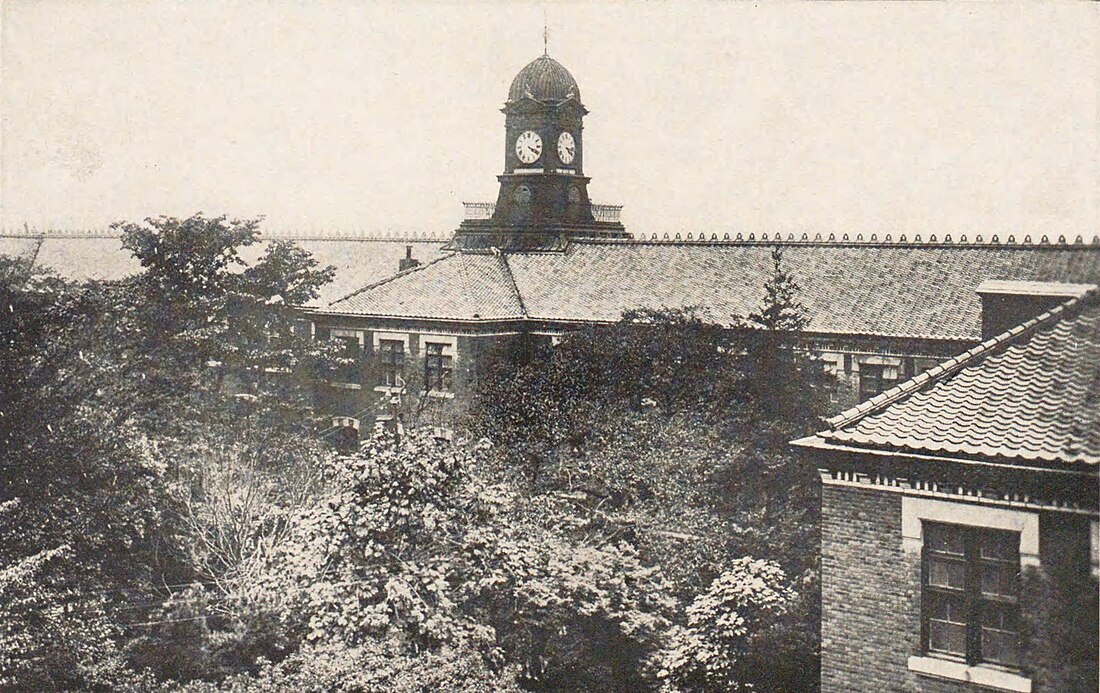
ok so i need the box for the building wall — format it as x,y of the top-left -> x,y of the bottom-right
821,483 -> 918,692
818,351 -> 942,411
311,321 -> 528,434
821,482 -> 1097,693
308,311 -> 965,421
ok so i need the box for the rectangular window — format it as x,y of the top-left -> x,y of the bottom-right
423,342 -> 453,392
922,522 -> 1021,668
858,363 -> 895,401
333,335 -> 362,383
377,339 -> 405,387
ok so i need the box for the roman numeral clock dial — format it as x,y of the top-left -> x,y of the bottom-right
557,131 -> 575,165
515,130 -> 543,164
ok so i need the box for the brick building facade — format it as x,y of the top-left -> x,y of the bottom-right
794,290 -> 1100,692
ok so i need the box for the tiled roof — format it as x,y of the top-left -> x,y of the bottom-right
34,236 -> 143,281
505,241 -> 1100,339
314,239 -> 1100,340
818,290 -> 1100,466
319,252 -> 526,321
0,236 -> 40,261
286,239 -> 448,305
0,233 -> 447,306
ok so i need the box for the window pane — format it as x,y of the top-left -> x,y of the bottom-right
423,344 -> 453,391
926,524 -> 966,555
980,563 -> 1018,601
929,594 -> 968,657
980,531 -> 1019,561
981,605 -> 1020,666
929,556 -> 966,590
858,363 -> 898,401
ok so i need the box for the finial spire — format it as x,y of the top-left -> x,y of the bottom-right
543,10 -> 549,56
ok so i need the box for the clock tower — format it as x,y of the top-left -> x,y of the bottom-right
453,50 -> 628,249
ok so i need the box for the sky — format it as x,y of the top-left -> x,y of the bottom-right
2,1 -> 1098,240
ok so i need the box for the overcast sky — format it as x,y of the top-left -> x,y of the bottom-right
2,1 -> 1098,239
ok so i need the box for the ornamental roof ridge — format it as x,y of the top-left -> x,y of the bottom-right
568,232 -> 1100,248
823,288 -> 1099,432
0,227 -> 451,242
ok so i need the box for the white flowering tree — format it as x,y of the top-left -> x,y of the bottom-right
657,558 -> 791,692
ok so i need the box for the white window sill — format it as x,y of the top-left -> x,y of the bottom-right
427,390 -> 455,399
374,385 -> 404,394
908,656 -> 1031,692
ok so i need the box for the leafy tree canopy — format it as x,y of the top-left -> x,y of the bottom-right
109,213 -> 340,432
468,246 -> 833,691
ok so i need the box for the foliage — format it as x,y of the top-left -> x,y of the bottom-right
1,216 -> 344,689
167,640 -> 524,693
0,538 -> 125,690
471,309 -> 744,484
0,234 -> 832,691
109,213 -> 340,432
657,558 -> 791,692
262,429 -> 678,691
162,423 -> 331,599
469,247 -> 832,691
0,258 -> 169,690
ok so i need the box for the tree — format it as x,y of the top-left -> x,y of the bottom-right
0,256 -> 169,690
657,558 -> 792,692
2,214 -> 348,689
109,213 -> 340,433
740,245 -> 828,430
260,429 -> 678,692
468,250 -> 832,691
470,309 -> 745,485
96,214 -> 346,684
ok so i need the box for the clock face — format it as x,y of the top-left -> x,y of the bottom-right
515,131 -> 542,164
513,185 -> 532,204
557,131 -> 576,165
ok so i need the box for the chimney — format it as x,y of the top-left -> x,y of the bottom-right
398,245 -> 420,272
976,280 -> 1095,339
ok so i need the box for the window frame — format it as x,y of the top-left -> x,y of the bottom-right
920,521 -> 1022,668
423,341 -> 454,393
902,498 -> 1036,692
319,328 -> 365,385
376,338 -> 406,388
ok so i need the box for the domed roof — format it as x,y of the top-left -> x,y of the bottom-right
507,55 -> 581,104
